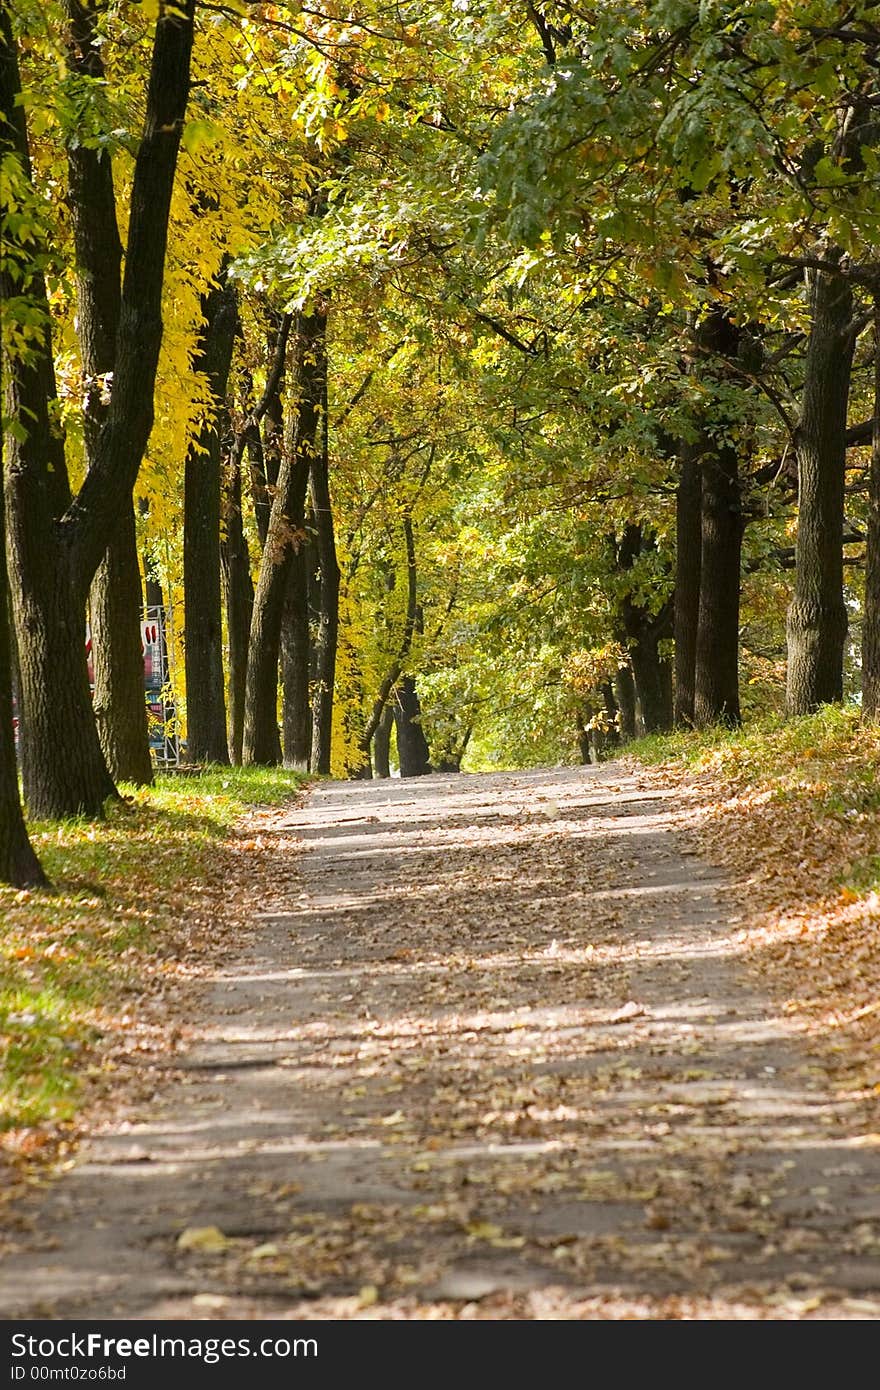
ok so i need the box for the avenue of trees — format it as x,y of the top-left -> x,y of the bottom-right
2,1 -> 880,885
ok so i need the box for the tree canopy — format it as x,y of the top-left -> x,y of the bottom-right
2,1 -> 880,879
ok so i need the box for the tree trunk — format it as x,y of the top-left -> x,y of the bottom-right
688,307 -> 747,728
309,344 -> 339,776
674,444 -> 702,726
358,515 -> 420,759
786,260 -> 855,712
245,316 -> 285,551
615,526 -> 674,734
0,443 -> 46,888
5,481 -> 117,817
1,10 -> 117,819
577,718 -> 592,765
243,311 -> 319,766
628,632 -> 673,733
394,676 -> 432,777
372,702 -> 393,777
614,662 -> 637,741
221,448 -> 253,765
90,507 -> 154,782
63,0 -> 197,594
184,278 -> 237,764
693,435 -> 743,727
1,2 -> 194,818
143,554 -> 177,763
280,547 -> 312,770
861,295 -> 880,719
65,0 -> 152,786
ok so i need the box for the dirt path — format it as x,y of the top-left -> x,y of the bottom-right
3,766 -> 879,1320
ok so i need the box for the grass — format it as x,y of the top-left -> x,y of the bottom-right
0,765 -> 307,1139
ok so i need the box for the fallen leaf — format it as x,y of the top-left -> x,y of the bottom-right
609,1001 -> 647,1023
176,1225 -> 230,1253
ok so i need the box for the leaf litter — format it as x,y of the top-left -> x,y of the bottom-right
1,764 -> 878,1321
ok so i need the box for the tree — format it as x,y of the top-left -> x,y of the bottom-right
786,261 -> 855,712
63,0 -> 153,787
0,445 -> 46,889
2,0 -> 195,818
184,275 -> 237,764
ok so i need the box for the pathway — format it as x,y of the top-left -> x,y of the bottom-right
2,767 -> 878,1319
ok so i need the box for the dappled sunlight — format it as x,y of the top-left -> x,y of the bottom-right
3,765 -> 878,1321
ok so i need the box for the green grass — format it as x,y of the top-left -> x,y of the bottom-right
0,766 -> 308,1133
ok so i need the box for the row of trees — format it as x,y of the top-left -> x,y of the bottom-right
3,1 -> 879,887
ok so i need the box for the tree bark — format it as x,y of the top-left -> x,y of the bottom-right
184,278 -> 237,764
0,441 -> 46,888
308,337 -> 339,775
90,506 -> 154,781
615,526 -> 674,734
142,551 -> 177,763
359,514 -> 419,757
674,444 -> 702,726
64,0 -> 152,785
62,0 -> 197,593
1,1 -> 194,818
372,702 -> 393,777
862,294 -> 880,718
394,676 -> 432,777
242,311 -> 316,766
693,434 -> 743,727
689,308 -> 747,728
221,448 -> 253,765
280,546 -> 312,770
614,662 -> 637,741
786,258 -> 855,712
1,10 -> 116,819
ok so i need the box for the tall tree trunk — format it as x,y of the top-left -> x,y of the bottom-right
143,551 -> 176,763
278,349 -> 311,771
358,514 -> 419,760
1,1 -> 194,818
184,278 -> 237,764
242,311 -> 317,766
372,702 -> 393,778
674,444 -> 702,726
614,662 -> 637,741
221,449 -> 253,765
693,434 -> 743,727
309,342 -> 339,775
0,442 -> 46,888
615,526 -> 674,734
241,407 -> 282,766
280,547 -> 312,770
1,11 -> 116,819
863,294 -> 880,718
394,676 -> 432,777
787,259 -> 855,712
90,507 -> 154,782
65,0 -> 152,786
691,307 -> 747,728
628,631 -> 673,733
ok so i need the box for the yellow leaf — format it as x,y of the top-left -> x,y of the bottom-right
358,1285 -> 379,1306
248,1243 -> 280,1260
465,1221 -> 503,1241
176,1225 -> 230,1253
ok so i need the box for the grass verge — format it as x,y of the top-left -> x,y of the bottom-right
0,766 -> 308,1157
626,706 -> 880,1094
